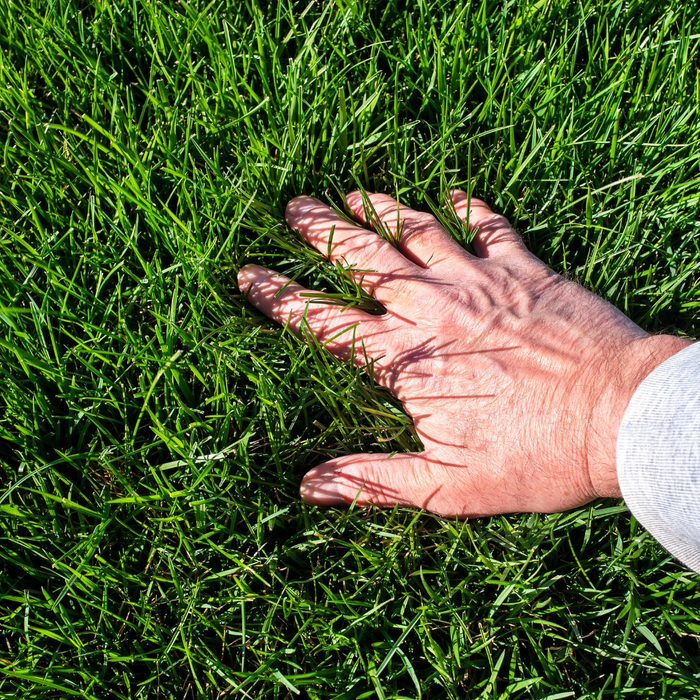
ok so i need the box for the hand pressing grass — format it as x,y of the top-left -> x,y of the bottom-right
0,0 -> 699,697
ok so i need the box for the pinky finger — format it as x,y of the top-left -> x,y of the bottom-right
450,190 -> 529,260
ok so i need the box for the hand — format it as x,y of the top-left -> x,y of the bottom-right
237,191 -> 689,516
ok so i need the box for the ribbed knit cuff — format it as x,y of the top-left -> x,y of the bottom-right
616,341 -> 700,573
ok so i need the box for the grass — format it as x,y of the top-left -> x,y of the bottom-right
1,0 -> 699,696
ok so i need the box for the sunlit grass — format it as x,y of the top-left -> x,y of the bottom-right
1,0 -> 699,697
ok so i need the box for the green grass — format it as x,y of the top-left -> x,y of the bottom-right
1,0 -> 699,697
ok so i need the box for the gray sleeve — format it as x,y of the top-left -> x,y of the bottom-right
616,341 -> 700,572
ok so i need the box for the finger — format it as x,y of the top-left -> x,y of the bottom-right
285,196 -> 421,304
345,190 -> 471,268
450,190 -> 529,259
300,452 -> 484,517
238,264 -> 391,364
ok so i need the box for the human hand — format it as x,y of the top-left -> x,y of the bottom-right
238,191 -> 689,516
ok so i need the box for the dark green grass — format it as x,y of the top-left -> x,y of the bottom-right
1,0 -> 699,697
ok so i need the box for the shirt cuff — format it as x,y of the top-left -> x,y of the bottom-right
616,341 -> 700,572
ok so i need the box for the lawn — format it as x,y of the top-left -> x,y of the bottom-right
1,0 -> 699,697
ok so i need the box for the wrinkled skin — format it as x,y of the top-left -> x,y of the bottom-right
238,190 -> 689,517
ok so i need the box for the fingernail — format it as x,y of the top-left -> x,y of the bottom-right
300,473 -> 344,505
286,195 -> 321,218
237,265 -> 258,293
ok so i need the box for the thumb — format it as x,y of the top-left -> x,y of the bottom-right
300,452 -> 456,514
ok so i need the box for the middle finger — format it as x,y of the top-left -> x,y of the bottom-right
286,195 -> 424,307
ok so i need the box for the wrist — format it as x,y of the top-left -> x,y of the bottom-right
585,333 -> 692,498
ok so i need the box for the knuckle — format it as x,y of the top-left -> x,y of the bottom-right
402,211 -> 436,235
